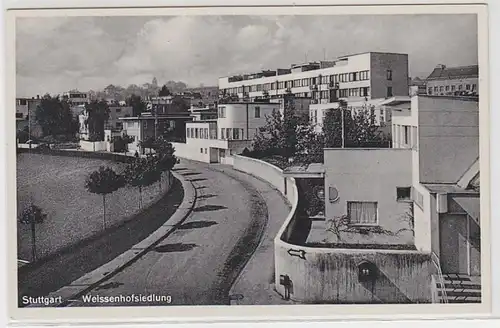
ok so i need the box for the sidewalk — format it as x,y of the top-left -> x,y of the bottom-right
217,166 -> 296,305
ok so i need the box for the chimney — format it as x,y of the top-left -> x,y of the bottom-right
36,95 -> 40,99
435,64 -> 446,70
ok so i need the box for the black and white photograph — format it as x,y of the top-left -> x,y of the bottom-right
6,2 -> 491,322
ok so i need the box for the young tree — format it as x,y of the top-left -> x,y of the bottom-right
85,166 -> 125,229
19,204 -> 46,261
126,94 -> 147,116
124,158 -> 162,209
85,100 -> 110,141
323,100 -> 353,148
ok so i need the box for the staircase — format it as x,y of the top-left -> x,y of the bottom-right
435,274 -> 481,303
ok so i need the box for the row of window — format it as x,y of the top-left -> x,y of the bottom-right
337,87 -> 371,98
224,70 -> 371,94
186,127 -> 249,140
427,83 -> 477,94
218,106 -> 261,118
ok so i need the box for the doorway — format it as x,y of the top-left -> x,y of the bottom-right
439,214 -> 481,276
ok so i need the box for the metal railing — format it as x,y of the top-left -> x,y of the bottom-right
431,252 -> 448,303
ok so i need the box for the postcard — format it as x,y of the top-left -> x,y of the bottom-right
5,1 -> 491,324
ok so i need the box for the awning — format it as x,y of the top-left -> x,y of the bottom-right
452,195 -> 480,226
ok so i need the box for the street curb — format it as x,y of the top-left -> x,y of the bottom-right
27,170 -> 197,308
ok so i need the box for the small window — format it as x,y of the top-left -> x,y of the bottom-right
472,84 -> 477,91
397,187 -> 412,201
451,85 -> 456,91
386,69 -> 392,81
445,85 -> 450,91
204,148 -> 207,154
387,87 -> 393,97
466,84 -> 471,90
254,106 -> 261,118
347,202 -> 378,225
200,148 -> 203,153
458,84 -> 463,90
428,87 -> 433,94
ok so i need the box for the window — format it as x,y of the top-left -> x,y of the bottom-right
254,106 -> 261,118
466,84 -> 471,90
387,86 -> 393,97
200,148 -> 203,153
218,106 -> 226,118
204,128 -> 209,139
241,129 -> 245,140
116,108 -> 121,113
458,84 -> 463,90
233,128 -> 239,139
434,86 -> 438,92
339,89 -> 348,98
396,187 -> 412,201
226,128 -> 230,139
195,128 -> 199,138
439,86 -> 444,92
445,85 -> 450,91
451,85 -> 456,91
404,126 -> 410,145
353,72 -> 358,81
347,202 -> 378,225
204,148 -> 207,154
221,128 -> 225,139
18,99 -> 27,105
187,128 -> 191,138
386,69 -> 392,80
428,87 -> 433,95
472,84 -> 477,91
361,87 -> 369,97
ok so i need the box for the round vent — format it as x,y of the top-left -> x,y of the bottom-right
329,187 -> 339,203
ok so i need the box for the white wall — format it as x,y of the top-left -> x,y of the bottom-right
324,148 -> 413,245
217,103 -> 279,140
79,140 -> 108,152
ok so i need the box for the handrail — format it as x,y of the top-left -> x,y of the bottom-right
431,252 -> 448,303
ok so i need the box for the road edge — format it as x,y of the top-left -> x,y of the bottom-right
26,170 -> 197,308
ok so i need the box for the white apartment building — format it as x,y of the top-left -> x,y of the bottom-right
219,52 -> 409,133
174,102 -> 280,164
62,91 -> 90,106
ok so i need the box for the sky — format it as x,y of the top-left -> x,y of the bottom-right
16,14 -> 478,97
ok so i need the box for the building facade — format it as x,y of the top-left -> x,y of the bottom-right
425,64 -> 478,97
178,102 -> 280,164
62,91 -> 90,106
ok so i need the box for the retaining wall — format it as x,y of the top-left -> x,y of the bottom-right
80,140 -> 108,152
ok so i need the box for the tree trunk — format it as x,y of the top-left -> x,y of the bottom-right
31,221 -> 36,262
139,186 -> 142,209
103,195 -> 106,230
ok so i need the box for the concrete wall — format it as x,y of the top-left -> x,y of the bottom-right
417,96 -> 479,184
370,53 -> 409,99
232,155 -> 287,194
122,121 -> 141,152
323,148 -> 413,245
79,140 -> 108,152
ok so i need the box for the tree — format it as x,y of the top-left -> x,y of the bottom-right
158,85 -> 171,97
19,204 -> 46,261
322,101 -> 389,148
252,93 -> 311,160
84,100 -> 110,141
112,134 -> 134,153
126,94 -> 147,116
85,166 -> 125,229
35,95 -> 78,137
138,136 -> 156,155
124,158 -> 162,209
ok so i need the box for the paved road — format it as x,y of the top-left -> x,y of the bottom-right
18,176 -> 184,307
68,160 -> 271,307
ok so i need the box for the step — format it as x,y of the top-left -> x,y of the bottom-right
443,274 -> 481,284
445,296 -> 482,303
436,282 -> 482,290
438,289 -> 481,298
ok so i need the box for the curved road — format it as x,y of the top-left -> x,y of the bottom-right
68,160 -> 274,306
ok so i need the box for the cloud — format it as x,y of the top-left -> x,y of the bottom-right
15,14 -> 478,97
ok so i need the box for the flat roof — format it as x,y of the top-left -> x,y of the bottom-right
283,163 -> 325,177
